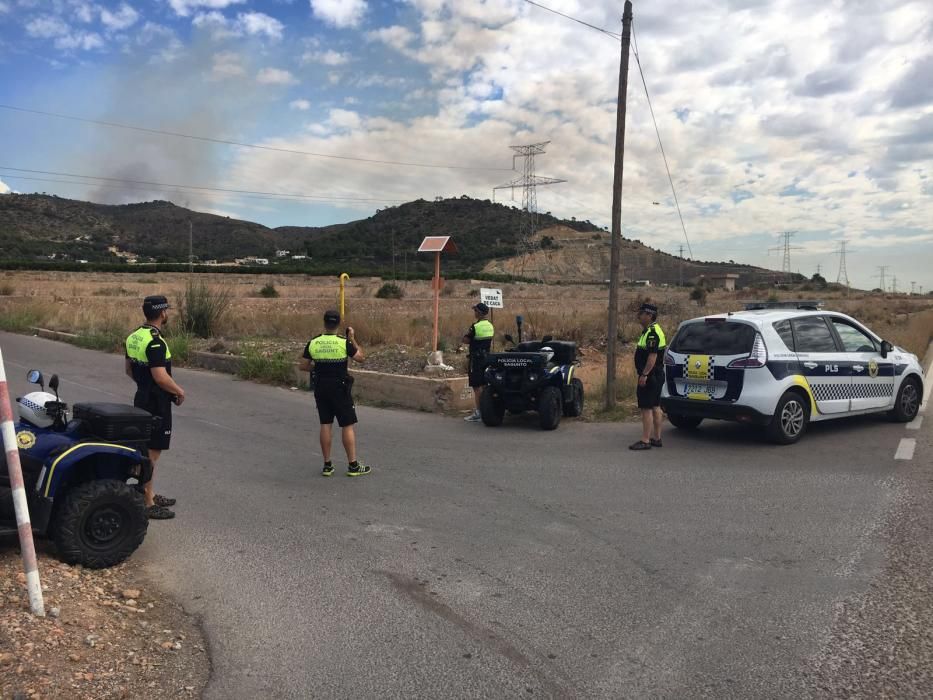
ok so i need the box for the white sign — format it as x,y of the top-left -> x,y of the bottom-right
480,288 -> 504,309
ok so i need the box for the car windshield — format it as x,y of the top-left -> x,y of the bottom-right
670,321 -> 757,355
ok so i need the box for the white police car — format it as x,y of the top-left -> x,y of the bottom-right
660,303 -> 925,444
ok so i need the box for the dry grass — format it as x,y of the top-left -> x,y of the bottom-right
2,272 -> 931,416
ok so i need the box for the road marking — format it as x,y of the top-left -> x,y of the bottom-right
907,416 -> 924,431
895,438 -> 916,461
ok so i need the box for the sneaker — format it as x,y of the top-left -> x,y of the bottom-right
146,505 -> 176,520
464,411 -> 482,422
346,462 -> 372,477
649,439 -> 663,448
628,441 -> 652,451
322,465 -> 335,477
154,494 -> 177,507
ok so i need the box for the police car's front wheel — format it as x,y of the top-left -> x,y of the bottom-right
890,377 -> 921,423
767,392 -> 809,445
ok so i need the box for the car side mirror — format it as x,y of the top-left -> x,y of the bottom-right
880,341 -> 893,358
504,334 -> 514,344
27,369 -> 44,390
49,374 -> 60,393
542,335 -> 553,344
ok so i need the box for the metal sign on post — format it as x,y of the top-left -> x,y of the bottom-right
479,288 -> 504,309
418,236 -> 458,352
0,346 -> 45,617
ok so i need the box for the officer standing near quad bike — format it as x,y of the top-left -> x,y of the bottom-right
630,302 -> 667,451
125,295 -> 186,519
300,310 -> 372,477
463,302 -> 495,422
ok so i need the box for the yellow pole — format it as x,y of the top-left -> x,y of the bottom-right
339,273 -> 350,320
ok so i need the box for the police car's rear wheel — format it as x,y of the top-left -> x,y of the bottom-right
891,377 -> 921,423
668,414 -> 703,430
767,392 -> 809,445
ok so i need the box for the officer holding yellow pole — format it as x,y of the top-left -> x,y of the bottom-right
299,310 -> 372,477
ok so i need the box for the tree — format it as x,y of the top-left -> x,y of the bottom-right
811,272 -> 827,289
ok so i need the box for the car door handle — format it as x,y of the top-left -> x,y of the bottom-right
803,362 -> 818,369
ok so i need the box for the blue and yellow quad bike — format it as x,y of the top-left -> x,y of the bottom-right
480,335 -> 584,430
0,370 -> 155,568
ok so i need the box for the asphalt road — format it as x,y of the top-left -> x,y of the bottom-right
2,331 -> 930,699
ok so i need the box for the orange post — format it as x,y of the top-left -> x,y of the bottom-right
432,252 -> 441,352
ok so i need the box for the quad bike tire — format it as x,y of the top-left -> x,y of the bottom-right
53,479 -> 148,569
889,376 -> 921,423
563,378 -> 584,417
480,390 -> 505,427
667,414 -> 703,430
538,386 -> 563,431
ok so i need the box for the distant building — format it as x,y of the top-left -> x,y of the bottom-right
254,258 -> 269,266
275,250 -> 290,258
291,254 -> 308,260
700,273 -> 740,291
634,279 -> 652,287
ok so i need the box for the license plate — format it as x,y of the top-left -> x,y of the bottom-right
685,383 -> 710,396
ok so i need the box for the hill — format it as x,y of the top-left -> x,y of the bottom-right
0,193 -> 785,283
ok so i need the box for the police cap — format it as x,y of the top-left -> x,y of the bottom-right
473,302 -> 490,315
143,295 -> 170,317
323,309 -> 341,325
638,302 -> 658,315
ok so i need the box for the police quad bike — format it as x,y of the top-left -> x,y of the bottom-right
480,333 -> 584,430
0,370 -> 157,568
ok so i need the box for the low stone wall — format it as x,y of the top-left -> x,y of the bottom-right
188,351 -> 473,415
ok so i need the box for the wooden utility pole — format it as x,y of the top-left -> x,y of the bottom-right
188,220 -> 193,274
605,0 -> 634,409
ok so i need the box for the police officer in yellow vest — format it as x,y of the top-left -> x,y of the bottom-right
630,302 -> 667,451
125,295 -> 186,519
463,302 -> 495,422
299,310 -> 371,477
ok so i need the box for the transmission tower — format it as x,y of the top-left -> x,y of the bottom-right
768,231 -> 802,282
835,241 -> 850,288
815,263 -> 822,277
911,281 -> 917,295
493,142 -> 566,278
874,265 -> 890,292
891,274 -> 898,295
677,244 -> 685,287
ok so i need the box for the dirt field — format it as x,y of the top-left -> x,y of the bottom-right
1,270 -> 932,411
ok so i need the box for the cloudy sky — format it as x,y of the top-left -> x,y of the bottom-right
0,0 -> 931,290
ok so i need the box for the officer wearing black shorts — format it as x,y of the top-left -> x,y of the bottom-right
462,302 -> 494,422
299,310 -> 372,477
125,295 -> 186,519
630,302 -> 667,451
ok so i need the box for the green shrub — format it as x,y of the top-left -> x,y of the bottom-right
73,332 -> 124,353
375,282 -> 404,299
689,287 -> 707,305
178,280 -> 231,338
165,333 -> 191,364
0,308 -> 41,332
259,283 -> 279,298
238,350 -> 295,385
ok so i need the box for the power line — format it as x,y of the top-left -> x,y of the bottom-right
0,104 -> 512,172
631,22 -> 693,259
0,166 -> 408,203
521,0 -> 621,39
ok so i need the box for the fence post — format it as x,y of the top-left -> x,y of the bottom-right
0,346 -> 45,616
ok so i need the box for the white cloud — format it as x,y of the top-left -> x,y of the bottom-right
25,15 -> 71,39
310,0 -> 367,28
55,31 -> 104,50
367,25 -> 415,51
290,98 -> 312,111
168,0 -> 246,17
26,14 -> 105,51
0,2 -> 9,13
301,48 -> 350,66
257,67 -> 298,85
101,3 -> 140,31
193,10 -> 284,41
72,1 -> 95,23
0,178 -> 11,195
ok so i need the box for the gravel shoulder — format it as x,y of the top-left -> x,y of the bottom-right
0,543 -> 209,700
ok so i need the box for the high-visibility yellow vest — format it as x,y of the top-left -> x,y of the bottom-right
637,322 -> 666,350
472,319 -> 494,340
308,334 -> 348,362
125,326 -> 172,364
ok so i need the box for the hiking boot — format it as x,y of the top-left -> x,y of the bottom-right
146,505 -> 176,520
154,494 -> 176,507
346,462 -> 372,477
